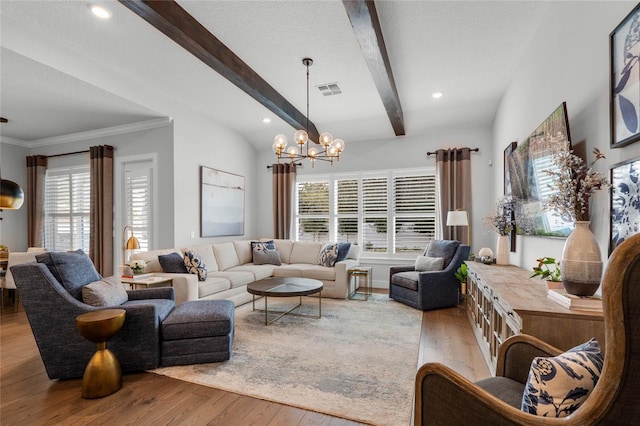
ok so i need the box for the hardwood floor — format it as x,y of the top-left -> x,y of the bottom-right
0,293 -> 489,425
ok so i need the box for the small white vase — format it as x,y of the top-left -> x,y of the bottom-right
496,235 -> 510,265
560,221 -> 602,296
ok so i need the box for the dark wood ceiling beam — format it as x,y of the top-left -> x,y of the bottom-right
118,0 -> 321,143
343,0 -> 405,136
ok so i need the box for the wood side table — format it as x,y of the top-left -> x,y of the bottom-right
76,309 -> 126,398
121,275 -> 173,290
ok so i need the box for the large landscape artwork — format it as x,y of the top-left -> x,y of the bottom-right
507,103 -> 574,237
201,167 -> 245,237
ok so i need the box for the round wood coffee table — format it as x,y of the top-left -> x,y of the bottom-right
247,277 -> 323,325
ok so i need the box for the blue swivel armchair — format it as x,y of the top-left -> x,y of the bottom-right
389,240 -> 469,310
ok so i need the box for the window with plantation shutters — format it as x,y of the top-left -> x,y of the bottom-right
124,163 -> 152,252
296,181 -> 329,242
394,174 -> 436,253
44,166 -> 91,252
362,177 -> 388,253
336,179 -> 358,244
295,167 -> 436,258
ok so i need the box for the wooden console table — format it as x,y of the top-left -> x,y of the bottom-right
465,262 -> 605,374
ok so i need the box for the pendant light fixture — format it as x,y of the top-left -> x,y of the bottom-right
272,58 -> 345,167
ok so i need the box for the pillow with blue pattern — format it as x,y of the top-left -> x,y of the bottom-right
521,338 -> 603,417
318,243 -> 339,267
183,250 -> 207,281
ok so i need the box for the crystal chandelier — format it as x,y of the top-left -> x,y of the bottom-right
272,58 -> 345,167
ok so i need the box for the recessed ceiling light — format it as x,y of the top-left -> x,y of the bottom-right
90,4 -> 112,19
262,117 -> 271,124
432,91 -> 444,99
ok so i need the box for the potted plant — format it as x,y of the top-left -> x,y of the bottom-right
455,263 -> 468,296
530,257 -> 562,290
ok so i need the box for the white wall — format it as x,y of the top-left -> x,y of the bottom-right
493,1 -> 640,272
0,142 -> 30,251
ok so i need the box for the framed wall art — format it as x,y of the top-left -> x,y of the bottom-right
504,141 -> 517,251
200,166 -> 245,237
610,156 -> 640,254
508,102 -> 573,237
611,3 -> 640,148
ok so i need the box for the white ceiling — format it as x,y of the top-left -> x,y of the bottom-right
0,0 -> 549,150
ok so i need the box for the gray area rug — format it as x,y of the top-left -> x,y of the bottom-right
152,294 -> 422,425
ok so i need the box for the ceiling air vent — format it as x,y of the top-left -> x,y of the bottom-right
316,83 -> 342,96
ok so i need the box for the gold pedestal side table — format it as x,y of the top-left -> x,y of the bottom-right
348,267 -> 373,301
75,309 -> 126,399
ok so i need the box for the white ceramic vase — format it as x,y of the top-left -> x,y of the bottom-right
496,235 -> 510,265
560,221 -> 602,296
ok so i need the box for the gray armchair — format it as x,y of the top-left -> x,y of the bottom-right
389,240 -> 469,310
11,262 -> 175,380
414,233 -> 640,425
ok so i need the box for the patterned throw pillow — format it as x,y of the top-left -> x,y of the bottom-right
251,241 -> 281,265
318,243 -> 339,267
183,250 -> 207,281
414,256 -> 444,272
521,338 -> 604,417
82,276 -> 128,307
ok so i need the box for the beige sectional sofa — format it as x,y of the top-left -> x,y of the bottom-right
130,239 -> 360,306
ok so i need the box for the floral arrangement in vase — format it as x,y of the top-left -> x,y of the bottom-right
129,259 -> 147,275
542,147 -> 609,222
483,196 -> 516,236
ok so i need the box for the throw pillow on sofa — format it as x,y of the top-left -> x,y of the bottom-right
251,241 -> 281,265
336,242 -> 351,262
159,252 -> 188,273
521,337 -> 604,417
82,276 -> 128,307
183,250 -> 207,281
318,243 -> 339,267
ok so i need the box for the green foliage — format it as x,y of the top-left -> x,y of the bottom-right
455,263 -> 468,284
530,257 -> 562,282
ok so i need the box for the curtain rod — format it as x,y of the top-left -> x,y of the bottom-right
426,147 -> 479,157
46,149 -> 90,158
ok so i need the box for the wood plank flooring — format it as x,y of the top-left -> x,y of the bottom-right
0,293 -> 489,425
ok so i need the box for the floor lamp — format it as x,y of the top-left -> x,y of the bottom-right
446,210 -> 470,247
122,225 -> 140,264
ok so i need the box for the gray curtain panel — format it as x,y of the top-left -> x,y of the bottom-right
435,148 -> 472,244
89,145 -> 114,276
272,163 -> 296,239
26,155 -> 47,248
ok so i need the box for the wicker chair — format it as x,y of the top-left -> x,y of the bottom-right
414,233 -> 640,425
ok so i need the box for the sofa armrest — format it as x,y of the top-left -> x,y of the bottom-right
497,334 -> 563,383
153,272 -> 199,304
126,286 -> 175,301
333,259 -> 360,294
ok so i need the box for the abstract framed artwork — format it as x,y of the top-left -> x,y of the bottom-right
610,3 -> 640,148
610,156 -> 640,254
200,166 -> 245,237
504,141 -> 517,251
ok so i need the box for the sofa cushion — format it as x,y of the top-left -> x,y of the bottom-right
425,240 -> 460,268
253,248 -> 282,266
198,277 -> 231,298
318,243 -> 339,267
213,242 -> 241,271
161,300 -> 234,340
303,265 -> 336,281
206,271 -> 254,288
228,264 -> 274,281
122,298 -> 175,322
233,240 -> 253,265
184,250 -> 208,281
346,244 -> 360,260
82,276 -> 128,307
476,376 -> 525,409
272,264 -> 316,278
290,242 -> 322,264
391,271 -> 420,291
272,239 -> 294,264
130,248 -> 177,273
336,243 -> 351,262
158,252 -> 188,273
521,338 -> 604,417
415,256 -> 444,272
37,250 -> 102,300
183,245 -> 218,272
